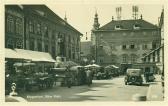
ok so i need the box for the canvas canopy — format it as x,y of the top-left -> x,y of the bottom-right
5,48 -> 55,62
85,64 -> 100,68
5,48 -> 20,59
15,49 -> 56,62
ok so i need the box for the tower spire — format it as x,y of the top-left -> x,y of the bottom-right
64,11 -> 67,22
92,8 -> 100,30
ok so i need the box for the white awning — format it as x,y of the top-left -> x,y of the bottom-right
5,48 -> 20,59
15,49 -> 56,62
5,48 -> 55,62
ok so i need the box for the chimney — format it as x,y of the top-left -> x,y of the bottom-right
132,6 -> 139,20
116,7 -> 122,20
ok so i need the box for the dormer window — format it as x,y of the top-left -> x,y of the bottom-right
133,24 -> 140,29
115,25 -> 121,30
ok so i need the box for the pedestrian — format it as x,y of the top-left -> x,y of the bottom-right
65,66 -> 72,88
86,67 -> 92,86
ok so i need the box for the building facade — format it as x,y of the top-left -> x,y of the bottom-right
142,9 -> 164,74
91,12 -> 160,68
5,5 -> 82,62
80,41 -> 92,65
5,5 -> 24,49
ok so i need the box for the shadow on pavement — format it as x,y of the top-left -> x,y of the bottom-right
18,81 -> 113,102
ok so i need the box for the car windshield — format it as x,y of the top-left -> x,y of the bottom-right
126,69 -> 142,76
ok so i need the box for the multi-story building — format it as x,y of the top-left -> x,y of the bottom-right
142,9 -> 164,74
5,5 -> 24,49
5,5 -> 82,62
91,10 -> 160,72
80,41 -> 92,65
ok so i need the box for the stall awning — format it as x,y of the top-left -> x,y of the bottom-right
15,49 -> 56,62
5,48 -> 56,62
5,48 -> 20,59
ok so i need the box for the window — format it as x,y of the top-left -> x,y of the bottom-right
152,42 -> 157,49
30,40 -> 34,50
44,26 -> 48,37
133,24 -> 140,29
148,56 -> 150,62
122,45 -> 126,49
130,44 -> 135,49
142,44 -> 148,50
122,55 -> 128,63
153,53 -> 155,62
130,54 -> 137,63
29,21 -> 34,33
37,23 -> 41,34
16,18 -> 22,35
115,25 -> 121,30
37,42 -> 42,51
45,44 -> 48,52
7,16 -> 14,33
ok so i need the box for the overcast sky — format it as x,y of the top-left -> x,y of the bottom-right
47,3 -> 163,42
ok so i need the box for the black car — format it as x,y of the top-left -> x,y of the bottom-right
124,69 -> 143,86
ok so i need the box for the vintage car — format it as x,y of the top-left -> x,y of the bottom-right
124,69 -> 143,86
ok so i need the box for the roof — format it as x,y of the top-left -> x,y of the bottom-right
22,5 -> 82,35
99,19 -> 158,31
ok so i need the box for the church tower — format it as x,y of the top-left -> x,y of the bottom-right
92,11 -> 100,30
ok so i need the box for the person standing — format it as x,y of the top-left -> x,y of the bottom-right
86,68 -> 92,86
65,66 -> 72,88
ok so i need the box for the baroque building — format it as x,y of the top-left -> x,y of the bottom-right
5,5 -> 82,62
91,11 -> 160,70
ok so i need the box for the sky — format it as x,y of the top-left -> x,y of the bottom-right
47,3 -> 163,42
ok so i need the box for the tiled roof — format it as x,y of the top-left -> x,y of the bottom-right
99,19 -> 158,31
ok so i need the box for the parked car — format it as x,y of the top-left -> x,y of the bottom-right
124,69 -> 143,86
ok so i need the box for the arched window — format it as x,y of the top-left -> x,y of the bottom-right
122,54 -> 128,63
7,16 -> 14,32
130,54 -> 137,63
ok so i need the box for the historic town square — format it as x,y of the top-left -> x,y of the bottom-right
4,4 -> 164,102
